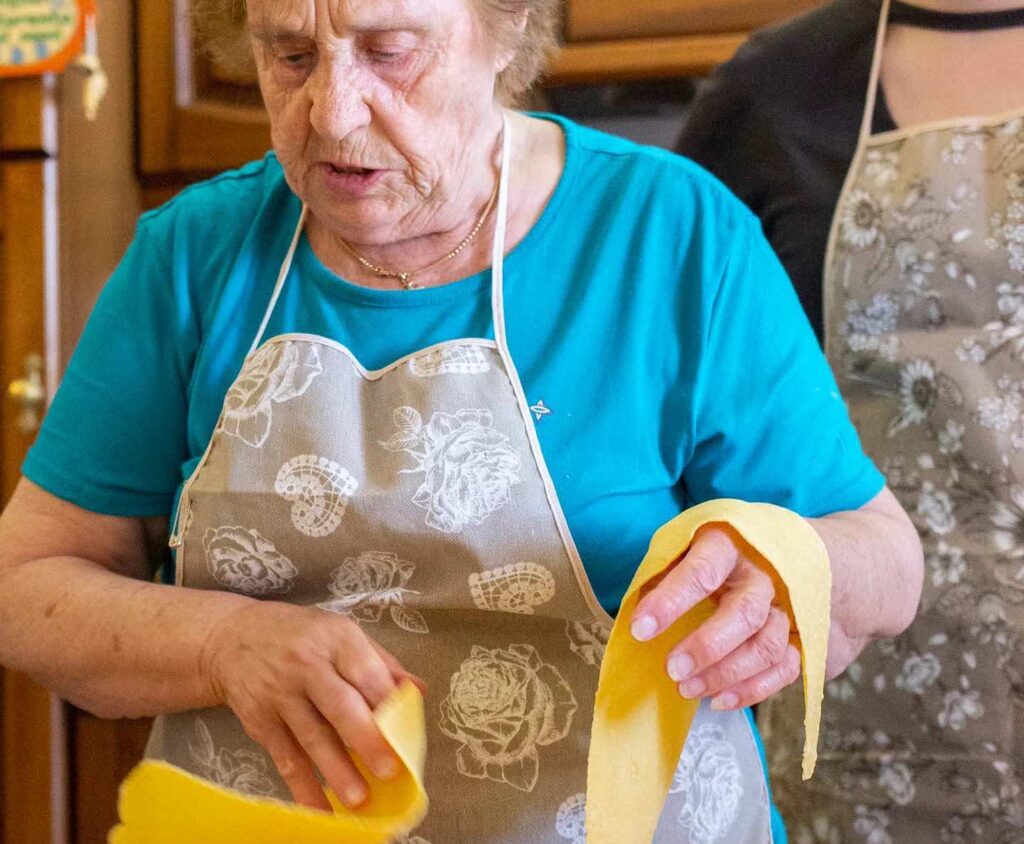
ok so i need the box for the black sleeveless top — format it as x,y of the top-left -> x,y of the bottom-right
676,0 -> 1024,341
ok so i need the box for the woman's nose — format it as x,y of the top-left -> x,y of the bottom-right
307,59 -> 371,142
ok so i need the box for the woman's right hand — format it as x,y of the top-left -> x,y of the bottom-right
201,601 -> 424,811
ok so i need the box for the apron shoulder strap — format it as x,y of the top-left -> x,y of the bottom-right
249,204 -> 308,356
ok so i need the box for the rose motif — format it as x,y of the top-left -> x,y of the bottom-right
565,620 -> 610,667
318,551 -> 428,634
439,643 -> 577,792
382,406 -> 521,534
670,722 -> 742,843
188,718 -> 275,796
220,342 -> 323,448
203,526 -> 297,595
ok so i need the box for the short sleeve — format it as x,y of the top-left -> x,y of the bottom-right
22,219 -> 198,516
683,216 -> 884,517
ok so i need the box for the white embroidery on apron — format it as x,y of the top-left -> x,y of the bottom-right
409,345 -> 491,377
317,551 -> 429,635
274,454 -> 358,537
438,643 -> 578,793
187,718 -> 276,796
220,342 -> 323,448
554,793 -> 586,843
381,405 -> 522,534
565,620 -> 609,667
468,562 -> 556,614
202,526 -> 297,595
670,721 -> 743,843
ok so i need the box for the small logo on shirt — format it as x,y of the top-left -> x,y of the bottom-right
530,399 -> 552,422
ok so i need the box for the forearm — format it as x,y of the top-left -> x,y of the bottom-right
0,556 -> 250,719
808,487 -> 924,678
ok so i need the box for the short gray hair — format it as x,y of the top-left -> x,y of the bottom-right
193,0 -> 561,104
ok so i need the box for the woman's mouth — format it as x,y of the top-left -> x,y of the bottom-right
319,163 -> 386,197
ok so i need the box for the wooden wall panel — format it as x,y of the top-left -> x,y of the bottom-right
70,716 -> 151,844
0,156 -> 67,844
0,77 -> 57,154
566,0 -> 822,42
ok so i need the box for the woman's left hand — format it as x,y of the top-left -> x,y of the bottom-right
629,525 -> 802,710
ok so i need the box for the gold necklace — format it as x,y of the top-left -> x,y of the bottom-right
337,175 -> 501,291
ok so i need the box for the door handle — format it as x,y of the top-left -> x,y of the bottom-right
7,353 -> 46,434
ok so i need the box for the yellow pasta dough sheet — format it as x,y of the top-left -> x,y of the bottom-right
585,499 -> 831,843
108,680 -> 427,844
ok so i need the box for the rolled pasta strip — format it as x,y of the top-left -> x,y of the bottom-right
585,499 -> 830,843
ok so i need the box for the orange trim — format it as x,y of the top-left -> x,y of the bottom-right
0,0 -> 92,78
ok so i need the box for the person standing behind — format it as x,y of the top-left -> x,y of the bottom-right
678,0 -> 1024,840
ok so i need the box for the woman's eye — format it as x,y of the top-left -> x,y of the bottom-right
367,49 -> 407,65
279,51 -> 315,71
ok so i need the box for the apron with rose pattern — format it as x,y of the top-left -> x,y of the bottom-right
147,116 -> 775,843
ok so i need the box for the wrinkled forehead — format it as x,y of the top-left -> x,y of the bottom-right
246,0 -> 466,37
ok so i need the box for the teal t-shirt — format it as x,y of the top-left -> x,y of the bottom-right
25,116 -> 881,836
25,113 -> 882,610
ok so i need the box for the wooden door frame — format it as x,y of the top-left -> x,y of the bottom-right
0,75 -> 68,844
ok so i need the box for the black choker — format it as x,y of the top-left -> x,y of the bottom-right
890,1 -> 1024,31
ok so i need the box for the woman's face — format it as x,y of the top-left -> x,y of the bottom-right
248,0 -> 508,245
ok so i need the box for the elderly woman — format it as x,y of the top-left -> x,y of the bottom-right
0,0 -> 922,840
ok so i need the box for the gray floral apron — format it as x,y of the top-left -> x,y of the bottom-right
150,115 -> 774,843
760,2 -> 1024,840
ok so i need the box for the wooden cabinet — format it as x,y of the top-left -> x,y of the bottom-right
136,0 -> 268,179
136,0 -> 821,184
565,0 -> 822,41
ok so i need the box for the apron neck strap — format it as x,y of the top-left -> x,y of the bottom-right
250,204 -> 307,355
491,111 -> 513,355
859,0 -> 893,146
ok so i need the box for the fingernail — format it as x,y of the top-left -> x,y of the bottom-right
711,693 -> 738,711
667,654 -> 695,682
679,677 -> 705,698
631,614 -> 658,641
374,756 -> 399,780
344,784 -> 367,806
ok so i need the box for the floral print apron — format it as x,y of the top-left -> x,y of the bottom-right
146,116 -> 775,842
760,2 -> 1024,840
